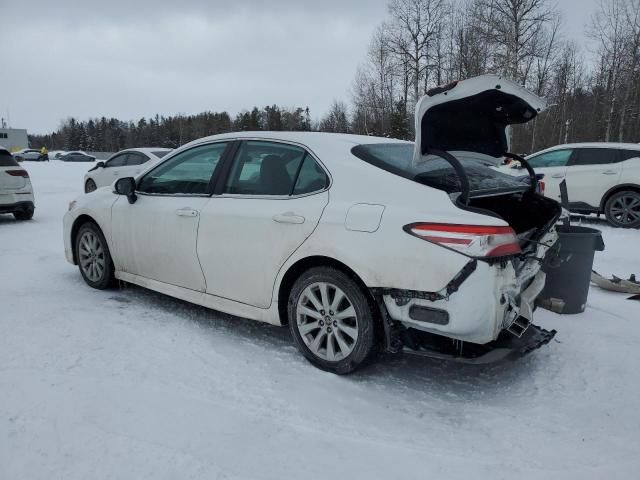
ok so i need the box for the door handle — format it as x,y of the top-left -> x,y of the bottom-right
273,212 -> 305,224
175,207 -> 199,217
602,170 -> 617,175
551,174 -> 564,178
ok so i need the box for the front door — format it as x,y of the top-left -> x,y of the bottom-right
111,142 -> 231,291
197,140 -> 330,308
526,149 -> 574,202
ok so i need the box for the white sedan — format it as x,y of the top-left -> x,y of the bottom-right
63,75 -> 561,373
84,148 -> 172,193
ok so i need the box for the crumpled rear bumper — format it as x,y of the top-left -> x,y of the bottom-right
401,323 -> 557,364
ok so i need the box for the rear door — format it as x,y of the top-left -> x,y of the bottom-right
565,148 -> 621,209
526,149 -> 573,202
197,140 -> 330,308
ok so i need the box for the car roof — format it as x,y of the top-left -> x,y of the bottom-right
533,142 -> 640,155
181,131 -> 409,152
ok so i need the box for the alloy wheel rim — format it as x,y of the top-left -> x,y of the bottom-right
296,282 -> 358,361
79,231 -> 106,282
610,194 -> 640,225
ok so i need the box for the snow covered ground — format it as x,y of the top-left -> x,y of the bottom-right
1,162 -> 639,480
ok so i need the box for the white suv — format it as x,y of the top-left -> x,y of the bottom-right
84,148 -> 172,193
524,143 -> 640,228
0,146 -> 35,220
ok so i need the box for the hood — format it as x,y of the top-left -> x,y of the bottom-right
414,74 -> 546,159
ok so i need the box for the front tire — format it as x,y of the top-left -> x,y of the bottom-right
604,190 -> 640,228
288,267 -> 377,374
85,178 -> 97,193
75,222 -> 115,289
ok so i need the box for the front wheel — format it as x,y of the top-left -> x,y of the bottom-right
75,222 -> 115,289
85,178 -> 97,193
604,190 -> 640,228
288,267 -> 377,374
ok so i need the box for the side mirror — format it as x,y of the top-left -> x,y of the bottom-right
114,177 -> 137,204
88,161 -> 104,172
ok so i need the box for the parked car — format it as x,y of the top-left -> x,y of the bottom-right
509,143 -> 640,228
0,146 -> 35,220
84,148 -> 172,193
60,151 -> 96,162
63,75 -> 561,373
49,150 -> 67,160
13,148 -> 46,162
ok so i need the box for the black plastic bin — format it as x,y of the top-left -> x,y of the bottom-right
539,225 -> 605,314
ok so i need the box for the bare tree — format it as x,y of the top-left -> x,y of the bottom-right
385,0 -> 448,106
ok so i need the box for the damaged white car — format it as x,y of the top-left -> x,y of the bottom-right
63,74 -> 561,374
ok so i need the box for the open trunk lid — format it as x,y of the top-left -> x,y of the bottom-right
414,74 -> 546,160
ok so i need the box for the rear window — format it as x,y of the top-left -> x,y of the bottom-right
351,143 -> 527,196
0,150 -> 19,167
153,150 -> 170,158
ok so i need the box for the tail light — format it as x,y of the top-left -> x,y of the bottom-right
405,223 -> 522,258
538,180 -> 545,194
5,169 -> 29,178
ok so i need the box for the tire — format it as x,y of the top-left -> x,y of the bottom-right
604,190 -> 640,228
75,222 -> 115,289
287,267 -> 377,374
13,207 -> 34,221
85,178 -> 97,193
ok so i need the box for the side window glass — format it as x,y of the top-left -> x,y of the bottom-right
224,141 -> 306,195
293,156 -> 329,195
127,153 -> 148,166
527,150 -> 572,168
574,148 -> 617,166
618,150 -> 640,162
107,154 -> 128,167
138,142 -> 228,195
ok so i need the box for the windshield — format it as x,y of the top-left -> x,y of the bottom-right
351,143 -> 527,197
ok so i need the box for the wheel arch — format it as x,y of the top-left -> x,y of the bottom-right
276,255 -> 377,327
70,214 -> 103,264
600,183 -> 640,211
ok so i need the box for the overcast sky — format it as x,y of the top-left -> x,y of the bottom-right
1,0 -> 599,134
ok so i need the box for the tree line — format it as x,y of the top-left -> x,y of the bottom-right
30,0 -> 640,155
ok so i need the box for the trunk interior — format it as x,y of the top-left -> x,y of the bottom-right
467,191 -> 562,249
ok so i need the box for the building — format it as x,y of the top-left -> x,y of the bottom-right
0,128 -> 29,152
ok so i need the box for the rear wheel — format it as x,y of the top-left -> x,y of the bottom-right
85,178 -> 97,193
604,190 -> 640,228
13,207 -> 34,221
75,222 -> 115,289
288,267 -> 377,374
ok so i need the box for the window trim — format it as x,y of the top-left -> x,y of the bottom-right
135,140 -> 236,198
213,138 -> 332,200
